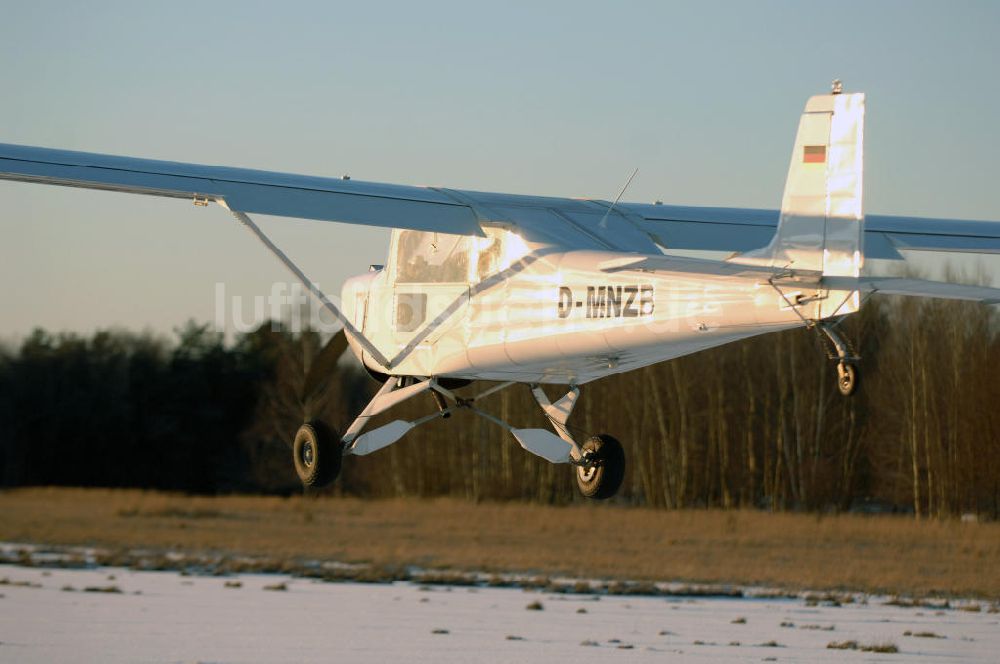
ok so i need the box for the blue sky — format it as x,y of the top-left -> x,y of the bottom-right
1,0 -> 998,339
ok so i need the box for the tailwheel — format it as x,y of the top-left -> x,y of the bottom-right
293,421 -> 342,489
818,323 -> 860,398
575,434 -> 625,500
837,362 -> 858,396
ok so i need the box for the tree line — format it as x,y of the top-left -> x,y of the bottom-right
0,296 -> 997,517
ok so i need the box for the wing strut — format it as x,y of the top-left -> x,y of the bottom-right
219,202 -> 392,369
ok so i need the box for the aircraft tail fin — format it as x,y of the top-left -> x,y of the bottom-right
734,87 -> 866,278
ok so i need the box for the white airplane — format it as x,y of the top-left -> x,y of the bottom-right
3,83 -> 1000,499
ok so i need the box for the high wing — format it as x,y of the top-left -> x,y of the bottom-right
0,143 -> 484,236
621,202 -> 1000,260
599,252 -> 776,278
0,142 -> 664,252
2,142 -> 999,261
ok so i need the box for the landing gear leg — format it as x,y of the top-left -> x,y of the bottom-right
290,378 -> 629,499
818,322 -> 859,396
529,385 -> 626,500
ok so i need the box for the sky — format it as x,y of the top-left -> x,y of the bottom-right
1,0 -> 998,341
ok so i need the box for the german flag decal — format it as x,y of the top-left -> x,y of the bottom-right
803,145 -> 826,163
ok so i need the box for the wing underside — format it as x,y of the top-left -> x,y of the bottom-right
2,142 -> 999,260
622,203 -> 1000,259
0,143 -> 484,236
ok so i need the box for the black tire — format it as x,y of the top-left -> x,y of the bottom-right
575,434 -> 625,500
837,362 -> 858,396
293,421 -> 342,489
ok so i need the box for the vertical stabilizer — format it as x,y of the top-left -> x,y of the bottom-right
734,89 -> 865,277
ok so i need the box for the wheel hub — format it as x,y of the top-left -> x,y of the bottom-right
301,441 -> 314,467
576,453 -> 600,482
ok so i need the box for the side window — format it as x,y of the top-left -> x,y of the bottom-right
475,228 -> 529,282
396,231 -> 471,283
476,231 -> 504,281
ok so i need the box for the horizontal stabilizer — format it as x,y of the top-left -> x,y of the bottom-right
824,276 -> 1000,304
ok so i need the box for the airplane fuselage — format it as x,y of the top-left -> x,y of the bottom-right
342,231 -> 855,385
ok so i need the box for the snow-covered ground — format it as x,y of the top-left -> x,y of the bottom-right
0,563 -> 995,663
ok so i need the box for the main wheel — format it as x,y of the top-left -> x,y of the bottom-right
837,362 -> 858,396
575,434 -> 625,500
293,421 -> 342,488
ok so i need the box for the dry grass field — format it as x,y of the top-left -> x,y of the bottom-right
1,487 -> 998,599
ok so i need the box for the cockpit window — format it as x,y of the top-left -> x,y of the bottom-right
395,231 -> 472,283
393,228 -> 529,284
